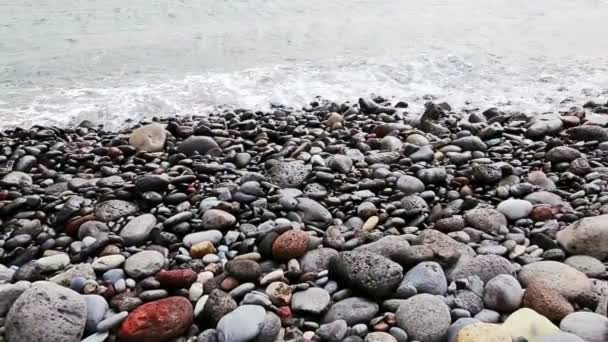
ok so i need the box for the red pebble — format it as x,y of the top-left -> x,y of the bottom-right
64,214 -> 95,237
119,296 -> 193,342
220,276 -> 240,291
275,306 -> 292,320
155,269 -> 197,288
530,205 -> 554,221
272,230 -> 310,260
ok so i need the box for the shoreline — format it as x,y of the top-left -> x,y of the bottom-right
1,97 -> 608,341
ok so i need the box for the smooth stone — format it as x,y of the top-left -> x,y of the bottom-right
183,230 -> 223,247
120,214 -> 157,246
96,311 -> 129,332
557,215 -> 608,260
316,320 -> 348,342
118,297 -> 193,342
322,297 -> 379,325
365,332 -> 397,342
450,255 -> 515,283
299,248 -> 339,273
327,155 -> 353,174
526,114 -> 563,138
395,294 -> 451,342
92,255 -> 126,272
2,171 -> 33,187
497,199 -> 533,220
560,312 -> 608,342
295,197 -> 333,228
129,123 -> 167,152
447,318 -> 480,342
353,235 -> 411,261
202,209 -> 237,230
502,308 -> 560,341
483,274 -> 523,312
178,136 -> 220,156
124,251 -> 165,278
255,311 -> 281,342
83,295 -> 109,333
518,261 -> 591,300
217,305 -> 266,342
455,323 -> 511,342
546,146 -> 581,163
564,255 -> 606,277
525,191 -> 564,206
35,253 -> 70,273
291,287 -> 330,314
536,333 -> 585,342
400,261 -> 447,295
396,175 -> 425,195
6,282 -> 87,342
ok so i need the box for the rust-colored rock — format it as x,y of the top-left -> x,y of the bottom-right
272,230 -> 310,260
155,269 -> 197,288
523,281 -> 574,322
118,296 -> 193,342
220,276 -> 239,291
530,205 -> 554,221
64,214 -> 95,237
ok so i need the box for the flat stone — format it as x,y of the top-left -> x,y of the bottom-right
300,248 -> 339,273
400,261 -> 447,295
178,136 -> 220,156
322,297 -> 379,325
496,199 -> 533,221
518,261 -> 591,300
95,200 -> 138,222
464,208 -> 507,234
291,287 -> 330,314
120,214 -> 158,246
124,251 -> 165,278
560,312 -> 608,342
2,171 -> 33,187
450,255 -> 515,283
129,123 -> 167,152
183,230 -> 223,247
396,175 -> 425,195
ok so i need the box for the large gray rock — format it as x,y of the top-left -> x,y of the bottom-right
464,208 -> 507,234
255,311 -> 281,342
483,274 -> 523,312
564,255 -> 606,277
120,214 -> 157,246
396,175 -> 425,195
6,282 -> 87,342
449,255 -> 515,283
0,282 -> 31,317
519,261 -> 591,300
94,200 -> 138,222
524,191 -> 564,205
300,248 -> 339,273
322,297 -> 379,325
526,114 -> 563,138
178,136 -> 221,156
124,250 -> 165,278
201,209 -> 237,230
560,312 -> 608,342
395,294 -> 451,342
557,215 -> 608,260
267,160 -> 312,188
129,123 -> 167,152
413,229 -> 476,268
1,171 -> 33,187
546,146 -> 582,163
291,288 -> 330,314
183,230 -> 223,247
400,261 -> 447,295
330,251 -> 403,298
295,198 -> 332,228
217,305 -> 266,342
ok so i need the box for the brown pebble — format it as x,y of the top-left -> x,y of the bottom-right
272,230 -> 310,260
523,281 -> 574,321
190,241 -> 216,258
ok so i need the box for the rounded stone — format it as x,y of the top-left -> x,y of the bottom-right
400,261 -> 447,295
329,251 -> 403,298
217,305 -> 266,342
564,255 -> 606,277
267,160 -> 312,188
155,269 -> 197,288
202,209 -> 237,230
536,332 -> 585,342
455,323 -> 510,342
322,297 -> 379,325
450,255 -> 515,283
557,215 -> 608,260
483,274 -> 523,312
502,308 -> 560,341
120,214 -> 158,246
129,123 -> 167,152
464,208 -> 507,234
95,200 -> 139,222
518,261 -> 591,300
365,332 -> 397,342
395,294 -> 451,342
118,296 -> 193,342
396,175 -> 425,195
272,230 -> 310,260
6,282 -> 87,342
291,287 -> 330,314
124,251 -> 165,278
83,294 -> 109,333
546,146 -> 581,163
225,260 -> 262,282
191,241 -> 217,258
178,136 -> 220,156
497,199 -> 533,221
560,312 -> 608,342
299,248 -> 339,273
522,281 -> 574,322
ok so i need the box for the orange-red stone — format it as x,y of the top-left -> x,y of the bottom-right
155,269 -> 197,288
118,296 -> 193,342
272,230 -> 310,260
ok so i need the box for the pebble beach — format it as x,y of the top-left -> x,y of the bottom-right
2,97 -> 608,342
